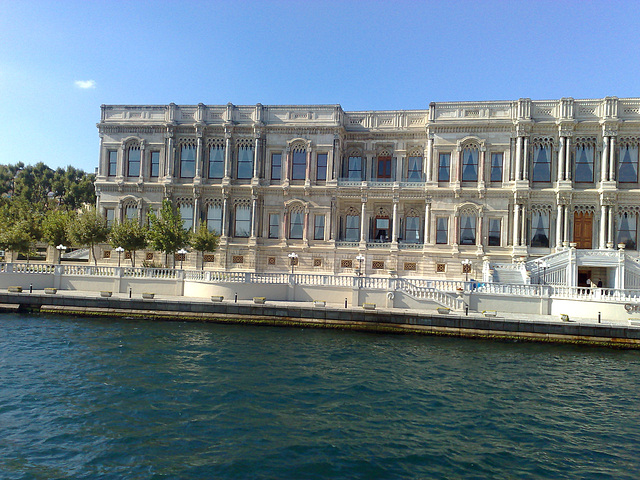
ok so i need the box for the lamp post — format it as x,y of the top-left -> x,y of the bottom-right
115,246 -> 124,268
461,259 -> 472,283
56,244 -> 66,264
538,260 -> 548,285
288,252 -> 298,274
355,254 -> 365,276
177,248 -> 188,270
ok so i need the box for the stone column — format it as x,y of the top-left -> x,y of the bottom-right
515,136 -> 523,181
284,147 -> 291,182
424,202 -> 431,244
563,206 -> 570,244
558,137 -> 565,182
119,144 -> 126,178
600,204 -> 607,249
305,147 -> 312,183
601,136 -> 610,182
253,136 -> 260,179
250,197 -> 259,238
303,208 -> 309,243
282,209 -> 289,240
396,156 -> 404,182
520,205 -> 527,247
193,196 -> 200,232
609,136 -> 616,181
224,133 -> 232,179
221,196 -> 229,237
392,201 -> 399,243
513,204 -> 520,246
478,148 -> 485,186
556,203 -> 564,248
476,214 -> 483,247
564,137 -> 571,181
608,206 -> 614,247
425,137 -> 433,182
454,214 -> 460,244
195,136 -> 203,179
360,200 -> 367,243
139,142 -> 146,182
522,137 -> 529,180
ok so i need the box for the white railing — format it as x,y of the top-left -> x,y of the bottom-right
1,263 -> 56,274
396,279 -> 465,310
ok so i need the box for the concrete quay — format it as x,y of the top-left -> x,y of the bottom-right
2,288 -> 640,349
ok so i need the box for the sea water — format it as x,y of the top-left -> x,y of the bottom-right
1,313 -> 640,479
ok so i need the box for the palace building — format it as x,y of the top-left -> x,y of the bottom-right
95,97 -> 640,280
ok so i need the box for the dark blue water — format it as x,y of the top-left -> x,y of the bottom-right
1,313 -> 640,479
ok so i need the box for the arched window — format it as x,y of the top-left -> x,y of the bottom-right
574,138 -> 596,183
127,145 -> 141,177
208,140 -> 225,179
180,143 -> 196,178
532,139 -> 552,182
617,212 -> 637,250
377,150 -> 392,181
343,207 -> 360,241
124,204 -> 138,221
404,209 -> 421,243
291,145 -> 306,180
530,210 -> 550,247
461,146 -> 478,182
407,150 -> 423,181
619,139 -> 639,184
206,202 -> 223,234
236,141 -> 254,179
178,202 -> 194,231
234,202 -> 251,237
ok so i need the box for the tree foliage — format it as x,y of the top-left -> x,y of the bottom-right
42,209 -> 76,247
0,222 -> 35,262
109,219 -> 148,267
67,206 -> 109,265
147,199 -> 190,267
190,225 -> 219,270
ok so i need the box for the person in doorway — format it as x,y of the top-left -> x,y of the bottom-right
597,279 -> 603,288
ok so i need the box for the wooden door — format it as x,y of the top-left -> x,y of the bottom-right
573,212 -> 593,249
377,156 -> 392,179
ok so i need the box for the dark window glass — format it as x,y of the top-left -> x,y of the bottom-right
488,218 -> 501,246
461,148 -> 478,182
314,215 -> 325,240
179,204 -> 194,231
127,148 -> 140,177
407,156 -> 422,181
108,151 -> 118,176
271,153 -> 282,180
574,145 -> 594,183
617,213 -> 637,250
316,153 -> 327,181
490,153 -> 503,183
292,150 -> 306,180
237,146 -> 253,179
150,152 -> 160,177
348,156 -> 361,179
460,215 -> 476,245
436,217 -> 448,244
180,145 -> 196,178
374,217 -> 390,241
290,212 -> 304,239
207,205 -> 222,234
438,153 -> 450,182
532,145 -> 551,182
405,216 -> 420,243
234,205 -> 251,237
619,146 -> 638,183
377,156 -> 392,179
268,214 -> 280,239
530,212 -> 549,247
345,215 -> 359,241
209,145 -> 224,179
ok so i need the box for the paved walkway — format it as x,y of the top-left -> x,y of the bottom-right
16,288 -> 618,327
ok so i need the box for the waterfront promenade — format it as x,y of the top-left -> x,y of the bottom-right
3,287 -> 640,348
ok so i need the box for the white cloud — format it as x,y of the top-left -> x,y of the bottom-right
74,80 -> 96,89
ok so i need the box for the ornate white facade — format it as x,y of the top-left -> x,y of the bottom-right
95,97 -> 640,281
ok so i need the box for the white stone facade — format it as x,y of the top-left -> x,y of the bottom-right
95,97 -> 640,279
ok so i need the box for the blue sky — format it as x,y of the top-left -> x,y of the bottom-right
1,0 -> 639,172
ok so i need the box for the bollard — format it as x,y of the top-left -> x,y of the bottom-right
598,312 -> 601,323
344,298 -> 348,308
465,306 -> 468,316
235,292 -> 238,303
129,287 -> 132,299
29,283 -> 33,293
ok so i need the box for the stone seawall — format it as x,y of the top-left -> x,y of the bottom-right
2,292 -> 640,348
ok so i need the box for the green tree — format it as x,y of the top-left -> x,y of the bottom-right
0,222 -> 35,262
147,199 -> 190,268
68,206 -> 110,266
42,209 -> 76,249
190,224 -> 219,270
109,219 -> 148,267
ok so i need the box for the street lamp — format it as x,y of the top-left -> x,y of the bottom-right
461,259 -> 472,283
355,254 -> 365,276
288,252 -> 299,274
56,244 -> 67,264
115,246 -> 124,267
537,260 -> 548,285
177,248 -> 188,270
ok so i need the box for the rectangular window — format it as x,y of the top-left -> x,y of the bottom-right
314,215 -> 325,240
289,212 -> 304,239
125,205 -> 137,221
488,218 -> 501,246
268,214 -> 280,239
532,145 -> 551,182
407,156 -> 422,181
575,145 -> 594,183
619,145 -> 639,183
292,150 -> 306,180
347,156 -> 362,180
180,145 -> 196,178
105,209 -> 115,227
438,153 -> 450,182
237,146 -> 254,179
461,149 -> 478,182
490,153 -> 503,183
530,212 -> 550,248
150,151 -> 160,177
208,145 -> 225,179
405,216 -> 420,243
345,215 -> 360,241
617,213 -> 637,250
377,156 -> 392,179
271,153 -> 282,180
316,153 -> 327,181
179,204 -> 194,231
108,150 -> 118,176
460,215 -> 476,245
206,204 -> 222,234
127,148 -> 140,177
234,205 -> 251,237
436,217 -> 448,244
